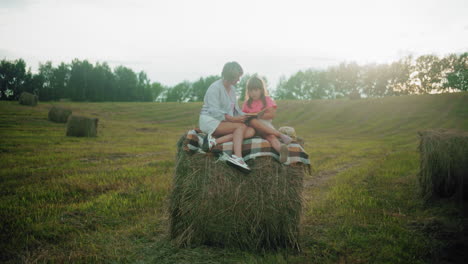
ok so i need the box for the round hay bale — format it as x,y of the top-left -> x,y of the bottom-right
169,135 -> 306,251
418,129 -> 468,201
66,115 -> 98,137
48,106 -> 72,123
18,92 -> 38,106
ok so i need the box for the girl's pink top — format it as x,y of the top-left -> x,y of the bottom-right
242,96 -> 277,113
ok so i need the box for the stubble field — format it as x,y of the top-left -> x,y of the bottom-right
1,92 -> 467,263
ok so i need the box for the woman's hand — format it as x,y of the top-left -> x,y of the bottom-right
225,114 -> 247,123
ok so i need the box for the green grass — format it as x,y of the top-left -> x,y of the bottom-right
1,92 -> 467,263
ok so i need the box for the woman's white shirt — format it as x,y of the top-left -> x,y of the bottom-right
200,79 -> 244,121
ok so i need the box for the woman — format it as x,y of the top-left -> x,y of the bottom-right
199,61 -> 255,171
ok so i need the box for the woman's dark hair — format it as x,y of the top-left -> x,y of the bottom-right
246,75 -> 267,109
222,61 -> 243,82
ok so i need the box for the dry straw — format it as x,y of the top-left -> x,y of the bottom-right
66,115 -> 98,137
169,135 -> 308,251
18,92 -> 38,106
418,129 -> 468,201
48,106 -> 72,123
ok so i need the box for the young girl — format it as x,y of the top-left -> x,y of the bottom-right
242,75 -> 292,163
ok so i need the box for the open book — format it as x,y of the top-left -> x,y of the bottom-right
244,108 -> 267,121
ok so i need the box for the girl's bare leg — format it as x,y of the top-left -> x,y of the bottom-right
265,133 -> 289,163
265,134 -> 281,152
232,125 -> 247,157
215,134 -> 233,145
248,119 -> 281,137
244,127 -> 255,139
213,122 -> 247,158
213,126 -> 255,145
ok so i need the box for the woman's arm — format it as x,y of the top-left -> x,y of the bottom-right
202,86 -> 228,120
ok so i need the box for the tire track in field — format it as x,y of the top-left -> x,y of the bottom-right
304,162 -> 357,188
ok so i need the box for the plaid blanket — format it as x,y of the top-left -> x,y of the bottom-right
183,129 -> 310,165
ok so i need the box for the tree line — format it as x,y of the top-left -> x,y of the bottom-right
275,53 -> 467,99
1,53 -> 466,102
0,59 -> 163,102
0,57 -> 259,103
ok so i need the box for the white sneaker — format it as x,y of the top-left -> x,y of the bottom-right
226,155 -> 251,172
202,134 -> 217,152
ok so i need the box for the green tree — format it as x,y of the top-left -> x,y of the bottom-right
0,59 -> 28,100
328,62 -> 361,98
114,66 -> 138,101
101,63 -> 115,101
88,62 -> 114,101
52,62 -> 70,100
275,72 -> 309,100
275,70 -> 328,100
68,59 -> 94,101
442,52 -> 468,91
165,81 -> 192,102
150,82 -> 165,102
137,71 -> 152,101
317,71 -> 334,99
23,70 -> 43,96
361,63 -> 391,97
387,56 -> 413,95
37,61 -> 55,101
192,75 -> 219,102
414,55 -> 443,93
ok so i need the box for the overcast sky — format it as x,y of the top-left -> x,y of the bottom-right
1,0 -> 467,89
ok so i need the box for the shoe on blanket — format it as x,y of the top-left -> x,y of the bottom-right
202,134 -> 217,152
279,134 -> 292,145
226,155 -> 251,173
279,144 -> 289,163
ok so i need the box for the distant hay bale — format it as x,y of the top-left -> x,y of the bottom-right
18,92 -> 38,106
169,135 -> 306,251
66,115 -> 98,137
48,106 -> 72,123
418,129 -> 468,201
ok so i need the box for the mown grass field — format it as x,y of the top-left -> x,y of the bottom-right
1,93 -> 467,263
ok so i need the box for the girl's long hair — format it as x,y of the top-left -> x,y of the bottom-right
245,75 -> 268,109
